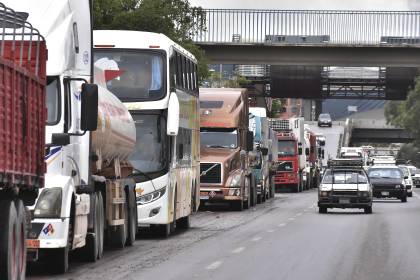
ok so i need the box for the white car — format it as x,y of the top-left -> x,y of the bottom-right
399,165 -> 413,197
407,165 -> 420,188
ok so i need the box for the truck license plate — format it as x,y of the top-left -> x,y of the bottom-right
339,198 -> 350,204
381,191 -> 389,196
26,239 -> 40,249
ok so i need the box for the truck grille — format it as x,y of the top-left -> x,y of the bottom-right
200,163 -> 222,184
277,161 -> 293,172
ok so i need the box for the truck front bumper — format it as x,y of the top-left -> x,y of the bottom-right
200,187 -> 242,201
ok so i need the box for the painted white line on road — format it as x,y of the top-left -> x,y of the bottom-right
278,223 -> 287,227
288,217 -> 295,221
303,209 -> 309,212
231,247 -> 245,254
296,213 -> 303,216
266,229 -> 276,233
206,261 -> 223,270
251,236 -> 262,242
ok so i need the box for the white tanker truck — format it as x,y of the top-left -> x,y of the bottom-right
5,0 -> 139,273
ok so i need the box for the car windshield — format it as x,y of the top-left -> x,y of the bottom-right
46,76 -> 60,125
129,113 -> 168,174
322,170 -> 368,184
201,129 -> 238,149
278,140 -> 296,156
368,168 -> 403,179
94,50 -> 165,101
319,114 -> 331,120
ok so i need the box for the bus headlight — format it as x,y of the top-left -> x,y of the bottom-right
137,187 -> 166,205
34,188 -> 62,218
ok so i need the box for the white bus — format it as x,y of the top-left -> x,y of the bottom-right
93,30 -> 200,236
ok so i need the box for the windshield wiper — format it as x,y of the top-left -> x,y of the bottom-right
129,168 -> 157,191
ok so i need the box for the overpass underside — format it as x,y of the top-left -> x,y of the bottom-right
196,10 -> 420,100
350,128 -> 414,145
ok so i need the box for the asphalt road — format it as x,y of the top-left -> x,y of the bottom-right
28,189 -> 420,280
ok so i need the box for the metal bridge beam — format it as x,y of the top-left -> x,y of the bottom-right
199,44 -> 420,67
350,128 -> 414,144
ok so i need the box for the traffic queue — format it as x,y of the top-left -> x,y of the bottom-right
0,1 -> 323,279
318,146 -> 420,214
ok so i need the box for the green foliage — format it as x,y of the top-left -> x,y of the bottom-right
397,143 -> 420,166
384,77 -> 420,146
268,99 -> 283,118
93,0 -> 209,80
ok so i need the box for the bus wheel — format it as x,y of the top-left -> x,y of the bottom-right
0,199 -> 19,280
177,215 -> 190,229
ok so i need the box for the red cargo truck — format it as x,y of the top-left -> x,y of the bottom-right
275,132 -> 302,192
0,5 -> 46,280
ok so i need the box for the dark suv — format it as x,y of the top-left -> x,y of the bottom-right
318,113 -> 332,127
367,166 -> 407,202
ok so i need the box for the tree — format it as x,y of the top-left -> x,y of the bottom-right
385,77 -> 420,146
93,0 -> 209,81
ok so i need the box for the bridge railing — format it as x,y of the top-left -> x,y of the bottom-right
194,9 -> 420,46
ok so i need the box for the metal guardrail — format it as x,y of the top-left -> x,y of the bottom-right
194,9 -> 420,46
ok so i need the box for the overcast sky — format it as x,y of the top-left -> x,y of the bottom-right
190,0 -> 420,10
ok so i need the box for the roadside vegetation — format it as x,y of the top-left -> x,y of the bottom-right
93,0 -> 209,81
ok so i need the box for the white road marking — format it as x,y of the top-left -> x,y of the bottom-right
206,261 -> 223,270
251,236 -> 262,242
266,229 -> 276,233
278,223 -> 287,227
231,247 -> 245,254
288,217 -> 295,221
296,213 -> 303,216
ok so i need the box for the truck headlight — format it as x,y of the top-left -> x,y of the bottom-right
34,188 -> 62,218
229,174 -> 242,187
137,187 -> 166,205
359,191 -> 370,197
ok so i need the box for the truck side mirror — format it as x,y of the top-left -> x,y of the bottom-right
298,147 -> 303,155
51,133 -> 70,146
318,147 -> 322,155
246,131 -> 254,152
81,83 -> 98,131
167,93 -> 179,136
261,147 -> 269,156
321,150 -> 325,159
305,148 -> 310,156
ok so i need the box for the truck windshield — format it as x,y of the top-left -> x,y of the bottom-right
278,140 -> 296,156
94,50 -> 165,101
46,76 -> 60,125
200,129 -> 238,149
368,168 -> 403,179
322,170 -> 368,184
130,113 -> 168,175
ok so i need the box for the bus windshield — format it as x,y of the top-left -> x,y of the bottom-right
130,113 -> 168,175
94,50 -> 165,101
278,140 -> 296,156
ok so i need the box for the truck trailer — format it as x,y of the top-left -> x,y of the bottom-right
0,4 -> 46,279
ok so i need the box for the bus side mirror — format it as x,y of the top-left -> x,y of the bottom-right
322,150 -> 325,159
167,93 -> 179,136
246,131 -> 254,152
81,83 -> 98,131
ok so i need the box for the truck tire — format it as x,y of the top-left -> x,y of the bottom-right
269,177 -> 275,198
97,192 -> 104,259
0,199 -> 19,280
84,192 -> 101,262
401,195 -> 407,203
107,195 -> 127,248
319,207 -> 327,214
250,176 -> 257,207
364,206 -> 373,214
125,189 -> 137,246
49,246 -> 69,274
15,200 -> 27,280
243,177 -> 251,209
408,192 -> 413,198
231,200 -> 243,211
261,185 -> 266,202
